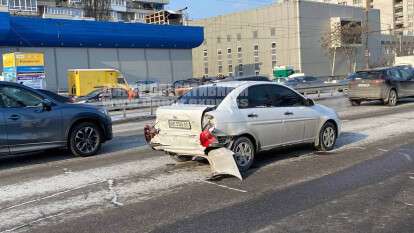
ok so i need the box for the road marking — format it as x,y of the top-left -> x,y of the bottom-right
108,179 -> 123,207
201,180 -> 247,193
1,181 -> 105,212
377,148 -> 389,152
254,225 -> 276,233
0,211 -> 70,233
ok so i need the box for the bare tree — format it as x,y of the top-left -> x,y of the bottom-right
321,21 -> 363,75
83,0 -> 111,21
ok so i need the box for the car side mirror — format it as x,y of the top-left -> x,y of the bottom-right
305,98 -> 315,106
42,99 -> 53,111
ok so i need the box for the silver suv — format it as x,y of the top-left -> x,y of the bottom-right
0,82 -> 112,157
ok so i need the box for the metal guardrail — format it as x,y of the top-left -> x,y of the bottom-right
296,84 -> 348,97
90,97 -> 176,118
88,84 -> 348,119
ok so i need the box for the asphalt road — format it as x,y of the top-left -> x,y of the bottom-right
0,95 -> 413,233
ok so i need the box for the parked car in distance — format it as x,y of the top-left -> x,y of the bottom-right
220,75 -> 271,82
146,81 -> 341,172
348,67 -> 414,106
283,76 -> 325,90
134,80 -> 159,94
76,87 -> 136,103
37,89 -> 75,103
0,82 -> 112,157
165,78 -> 202,96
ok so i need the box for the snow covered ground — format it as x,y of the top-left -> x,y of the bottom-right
0,100 -> 414,232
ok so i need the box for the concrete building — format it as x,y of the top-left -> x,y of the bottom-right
191,1 -> 390,78
0,0 -> 169,23
0,12 -> 203,91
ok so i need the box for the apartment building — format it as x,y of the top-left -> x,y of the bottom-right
308,0 -> 414,35
191,1 -> 389,78
0,0 -> 169,22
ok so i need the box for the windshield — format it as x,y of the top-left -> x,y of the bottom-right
177,86 -> 234,106
355,71 -> 384,80
117,78 -> 126,84
85,89 -> 103,98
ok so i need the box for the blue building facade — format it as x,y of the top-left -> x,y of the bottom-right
0,12 -> 204,90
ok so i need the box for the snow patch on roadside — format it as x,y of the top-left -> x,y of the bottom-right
336,111 -> 414,150
0,156 -> 169,204
0,169 -> 208,233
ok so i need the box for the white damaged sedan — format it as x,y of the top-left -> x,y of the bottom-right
145,81 -> 341,177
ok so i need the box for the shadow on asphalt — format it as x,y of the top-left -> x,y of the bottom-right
0,131 -> 147,172
241,132 -> 368,179
358,97 -> 414,106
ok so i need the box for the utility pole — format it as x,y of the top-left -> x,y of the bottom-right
364,0 -> 370,69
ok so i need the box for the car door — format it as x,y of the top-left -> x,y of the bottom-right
400,69 -> 414,96
0,108 -> 9,155
0,85 -> 64,153
268,85 -> 319,144
398,68 -> 414,97
112,88 -> 129,100
237,84 -> 286,149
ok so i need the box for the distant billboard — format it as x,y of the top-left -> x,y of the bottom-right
2,52 -> 46,89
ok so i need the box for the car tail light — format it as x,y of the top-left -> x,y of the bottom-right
144,125 -> 159,143
200,128 -> 217,148
371,79 -> 384,84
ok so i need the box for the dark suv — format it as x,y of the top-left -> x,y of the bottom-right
0,82 -> 112,157
348,67 -> 414,106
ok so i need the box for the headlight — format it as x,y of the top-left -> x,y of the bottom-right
202,114 -> 215,130
99,107 -> 109,116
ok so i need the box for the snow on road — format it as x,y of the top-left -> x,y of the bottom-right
1,106 -> 414,232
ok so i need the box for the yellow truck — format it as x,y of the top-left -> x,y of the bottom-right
68,69 -> 131,97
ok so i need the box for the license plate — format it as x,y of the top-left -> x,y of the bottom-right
168,120 -> 191,130
358,84 -> 370,87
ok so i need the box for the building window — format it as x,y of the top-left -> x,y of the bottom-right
8,0 -> 37,12
237,33 -> 241,41
270,27 -> 276,37
228,64 -> 233,76
217,49 -> 222,61
227,48 -> 232,59
238,64 -> 243,76
237,46 -> 242,63
227,35 -> 231,42
217,36 -> 221,43
203,49 -> 208,62
218,65 -> 223,74
253,30 -> 258,39
204,67 -> 209,75
253,45 -> 259,63
272,61 -> 277,69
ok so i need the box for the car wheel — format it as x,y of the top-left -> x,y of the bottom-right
231,137 -> 255,172
387,89 -> 398,106
169,154 -> 192,162
69,122 -> 102,157
316,122 -> 337,151
350,99 -> 361,106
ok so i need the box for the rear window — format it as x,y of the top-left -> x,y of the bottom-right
355,71 -> 385,80
177,86 -> 234,106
